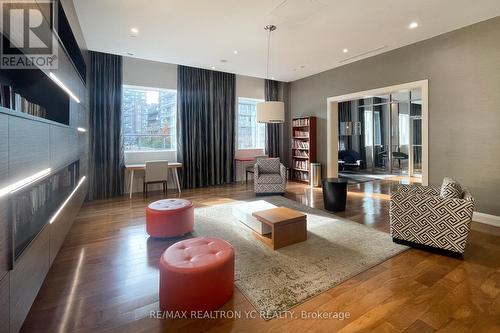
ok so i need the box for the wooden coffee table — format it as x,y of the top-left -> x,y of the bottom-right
252,207 -> 307,250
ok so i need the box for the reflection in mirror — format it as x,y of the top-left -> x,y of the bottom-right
337,88 -> 422,179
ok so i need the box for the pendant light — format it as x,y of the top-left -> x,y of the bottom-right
257,25 -> 285,123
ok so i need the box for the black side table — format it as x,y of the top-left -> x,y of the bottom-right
322,178 -> 348,212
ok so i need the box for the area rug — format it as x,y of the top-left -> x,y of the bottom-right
190,196 -> 408,319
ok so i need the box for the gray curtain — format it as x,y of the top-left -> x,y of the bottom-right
338,101 -> 352,150
88,51 -> 124,200
177,66 -> 236,189
265,79 -> 280,158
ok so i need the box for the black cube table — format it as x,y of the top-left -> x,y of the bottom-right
322,178 -> 348,212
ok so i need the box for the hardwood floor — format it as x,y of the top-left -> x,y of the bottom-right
21,179 -> 500,333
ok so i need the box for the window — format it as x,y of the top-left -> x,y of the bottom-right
122,86 -> 177,151
238,98 -> 266,149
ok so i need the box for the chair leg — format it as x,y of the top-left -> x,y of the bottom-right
246,171 -> 248,183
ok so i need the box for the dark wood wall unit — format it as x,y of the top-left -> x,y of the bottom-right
0,114 -> 8,280
0,199 -> 8,281
50,124 -> 79,168
0,2 -> 89,331
8,116 -> 50,184
0,114 -> 8,189
54,0 -> 87,84
0,36 -> 71,126
49,182 -> 87,265
9,226 -> 50,333
0,273 -> 9,333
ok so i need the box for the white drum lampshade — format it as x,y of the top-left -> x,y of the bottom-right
256,101 -> 285,123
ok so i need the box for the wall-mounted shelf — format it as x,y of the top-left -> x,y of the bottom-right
0,34 -> 70,126
0,106 -> 69,128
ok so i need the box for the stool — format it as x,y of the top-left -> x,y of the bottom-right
159,237 -> 234,313
146,199 -> 194,238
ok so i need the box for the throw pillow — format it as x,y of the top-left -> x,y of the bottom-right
440,177 -> 462,199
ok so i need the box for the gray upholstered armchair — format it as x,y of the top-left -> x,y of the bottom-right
254,158 -> 287,195
390,179 -> 474,255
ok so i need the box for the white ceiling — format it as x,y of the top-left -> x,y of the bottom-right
73,0 -> 500,82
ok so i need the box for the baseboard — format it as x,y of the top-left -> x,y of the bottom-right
473,212 -> 500,227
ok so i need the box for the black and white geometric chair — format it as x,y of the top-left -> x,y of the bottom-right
254,158 -> 287,195
390,177 -> 474,256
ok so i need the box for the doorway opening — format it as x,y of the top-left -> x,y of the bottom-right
327,80 -> 428,186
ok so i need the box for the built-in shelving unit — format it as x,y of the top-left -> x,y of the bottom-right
0,0 -> 87,127
0,2 -> 89,332
0,32 -> 71,125
291,116 -> 317,183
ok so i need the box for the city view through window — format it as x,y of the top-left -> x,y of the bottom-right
122,86 -> 177,151
238,98 -> 265,149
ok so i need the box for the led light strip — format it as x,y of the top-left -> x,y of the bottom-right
49,72 -> 81,103
77,127 -> 86,132
0,168 -> 52,198
49,176 -> 86,224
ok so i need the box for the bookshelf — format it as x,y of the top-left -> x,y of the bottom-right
0,0 -> 86,126
0,35 -> 70,125
291,116 -> 317,183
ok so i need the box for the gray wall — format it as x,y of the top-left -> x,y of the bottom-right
123,56 -> 178,89
289,16 -> 500,215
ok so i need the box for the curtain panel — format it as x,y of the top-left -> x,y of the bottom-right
265,79 -> 281,158
177,66 -> 236,189
88,51 -> 124,200
338,101 -> 352,151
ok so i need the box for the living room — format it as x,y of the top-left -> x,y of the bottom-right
0,1 -> 499,332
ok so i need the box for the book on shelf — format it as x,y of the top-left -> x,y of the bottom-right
293,160 -> 308,170
292,140 -> 309,149
0,84 -> 47,118
0,84 -> 13,108
293,149 -> 309,158
293,170 -> 309,181
293,130 -> 309,138
292,118 -> 310,127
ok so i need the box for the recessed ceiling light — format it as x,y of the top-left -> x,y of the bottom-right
211,66 -> 216,70
130,27 -> 139,34
408,22 -> 418,29
271,77 -> 275,79
233,50 -> 238,55
343,48 -> 348,53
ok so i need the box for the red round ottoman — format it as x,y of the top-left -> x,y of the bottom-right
146,199 -> 194,238
159,237 -> 234,313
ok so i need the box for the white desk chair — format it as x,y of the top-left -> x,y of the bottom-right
144,161 -> 169,197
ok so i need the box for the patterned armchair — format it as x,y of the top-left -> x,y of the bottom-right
390,181 -> 474,255
254,158 -> 287,195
